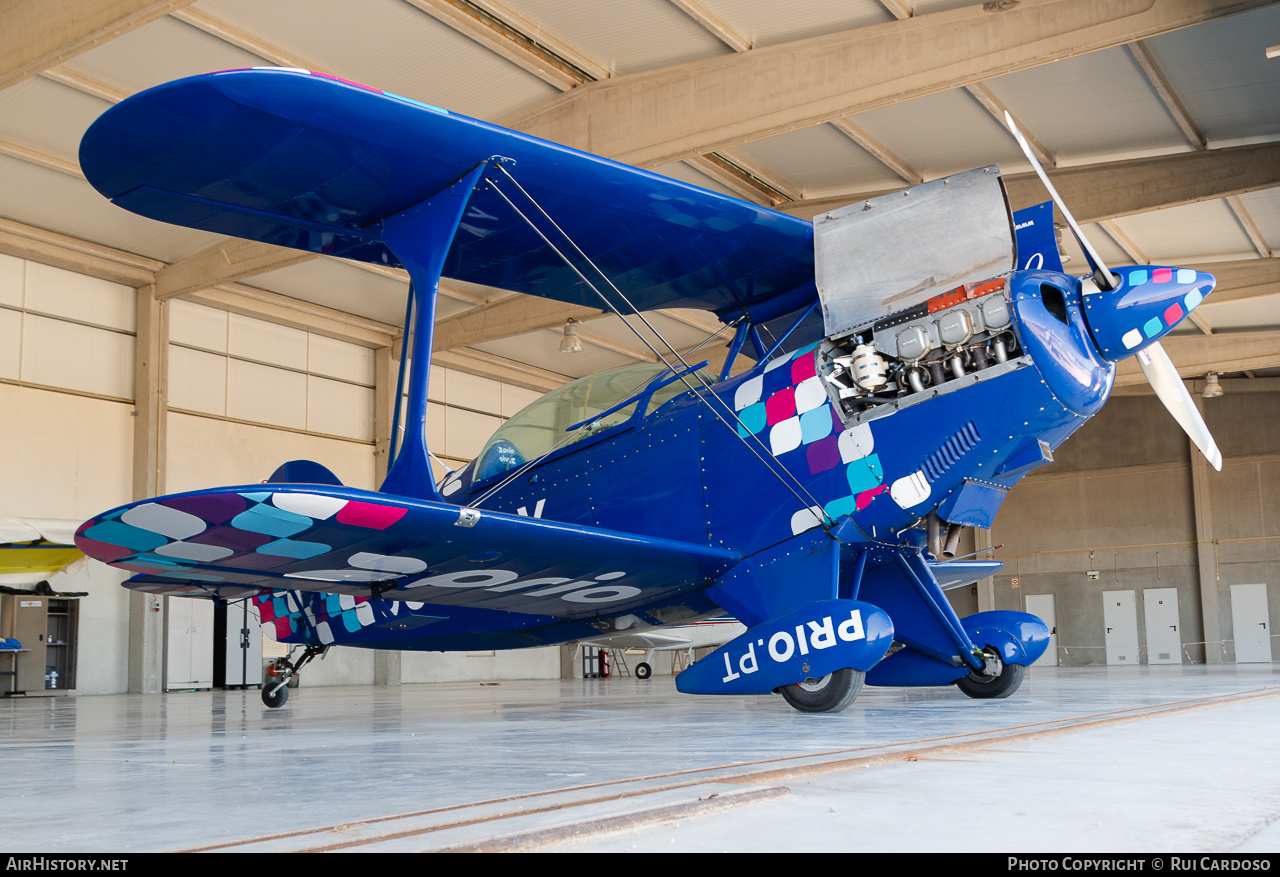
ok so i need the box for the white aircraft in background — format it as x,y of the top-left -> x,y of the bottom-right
583,616 -> 746,678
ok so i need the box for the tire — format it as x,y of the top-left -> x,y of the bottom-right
955,655 -> 1026,699
262,683 -> 290,708
635,662 -> 652,679
779,668 -> 863,713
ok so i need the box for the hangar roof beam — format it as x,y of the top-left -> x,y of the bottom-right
500,0 -> 1271,168
0,0 -> 197,92
785,142 -> 1280,221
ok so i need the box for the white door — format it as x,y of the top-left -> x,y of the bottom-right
1231,584 -> 1273,663
165,599 -> 214,689
1024,594 -> 1058,666
1143,588 -> 1182,664
1103,590 -> 1139,666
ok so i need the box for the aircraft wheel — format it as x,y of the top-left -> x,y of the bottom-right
779,668 -> 863,713
635,662 -> 652,679
262,683 -> 290,709
955,651 -> 1025,699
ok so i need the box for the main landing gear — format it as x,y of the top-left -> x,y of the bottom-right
954,647 -> 1026,699
778,668 -> 864,713
262,644 -> 328,708
635,662 -> 653,679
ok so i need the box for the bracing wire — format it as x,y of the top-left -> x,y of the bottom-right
486,169 -> 835,527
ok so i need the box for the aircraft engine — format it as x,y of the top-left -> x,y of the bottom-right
817,277 -> 1024,419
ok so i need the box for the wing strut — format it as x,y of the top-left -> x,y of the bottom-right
485,165 -> 839,531
378,162 -> 493,499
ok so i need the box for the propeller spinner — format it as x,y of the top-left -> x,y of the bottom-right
1003,112 -> 1222,471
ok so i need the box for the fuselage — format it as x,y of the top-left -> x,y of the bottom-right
86,262 -> 1211,654
440,268 -> 1112,563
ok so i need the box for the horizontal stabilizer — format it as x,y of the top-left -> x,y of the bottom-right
77,485 -> 739,621
927,560 -> 1003,591
121,578 -> 273,601
583,631 -> 693,650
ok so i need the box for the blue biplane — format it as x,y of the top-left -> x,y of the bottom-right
74,69 -> 1220,712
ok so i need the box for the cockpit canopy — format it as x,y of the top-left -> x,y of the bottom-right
470,362 -> 715,484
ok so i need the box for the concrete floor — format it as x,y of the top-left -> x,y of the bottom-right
1,664 -> 1278,853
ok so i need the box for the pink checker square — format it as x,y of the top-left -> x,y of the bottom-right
765,389 -> 796,425
790,352 -> 816,385
336,501 -> 408,529
1164,302 -> 1183,325
1153,268 -> 1172,283
856,486 -> 886,511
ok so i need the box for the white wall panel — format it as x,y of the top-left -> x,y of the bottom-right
446,369 -> 502,415
444,407 -> 501,460
427,364 -> 445,402
168,344 -> 227,416
426,401 -> 447,454
400,647 -> 560,683
501,384 -> 543,417
166,411 -> 376,494
308,333 -> 374,386
0,384 -> 133,521
226,358 -> 307,430
0,308 -> 20,380
21,314 -> 133,399
306,375 -> 374,441
0,252 -> 23,308
227,311 -> 307,370
169,299 -> 228,353
24,261 -> 134,332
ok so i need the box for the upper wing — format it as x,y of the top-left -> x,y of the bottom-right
80,68 -> 815,320
75,485 -> 739,621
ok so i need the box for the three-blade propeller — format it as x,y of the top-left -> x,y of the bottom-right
1004,113 -> 1222,471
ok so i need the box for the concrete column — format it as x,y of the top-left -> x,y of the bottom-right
374,651 -> 401,688
374,344 -> 397,485
373,343 -> 402,687
128,284 -> 168,693
974,527 -> 996,613
1189,404 -> 1223,665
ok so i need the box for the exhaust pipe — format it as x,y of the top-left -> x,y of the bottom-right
943,523 -> 963,559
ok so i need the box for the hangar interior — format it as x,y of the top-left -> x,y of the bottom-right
0,0 -> 1279,852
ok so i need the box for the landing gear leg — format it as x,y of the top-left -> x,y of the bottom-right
262,645 -> 328,708
779,668 -> 864,713
955,647 -> 1026,699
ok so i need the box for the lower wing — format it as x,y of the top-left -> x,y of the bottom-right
76,484 -> 739,621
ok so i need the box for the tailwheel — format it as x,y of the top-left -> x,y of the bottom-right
955,647 -> 1026,699
635,662 -> 652,679
261,644 -> 328,708
779,668 -> 864,713
262,682 -> 289,708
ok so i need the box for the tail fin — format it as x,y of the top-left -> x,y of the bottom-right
266,460 -> 343,486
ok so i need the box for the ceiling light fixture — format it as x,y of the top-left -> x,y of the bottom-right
1202,373 -> 1223,399
559,319 -> 583,353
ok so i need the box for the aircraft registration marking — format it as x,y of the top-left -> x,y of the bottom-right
721,609 -> 867,683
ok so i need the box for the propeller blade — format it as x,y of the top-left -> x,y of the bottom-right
1136,341 -> 1222,471
1003,111 -> 1117,292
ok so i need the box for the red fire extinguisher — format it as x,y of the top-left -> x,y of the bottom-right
600,650 -> 610,678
